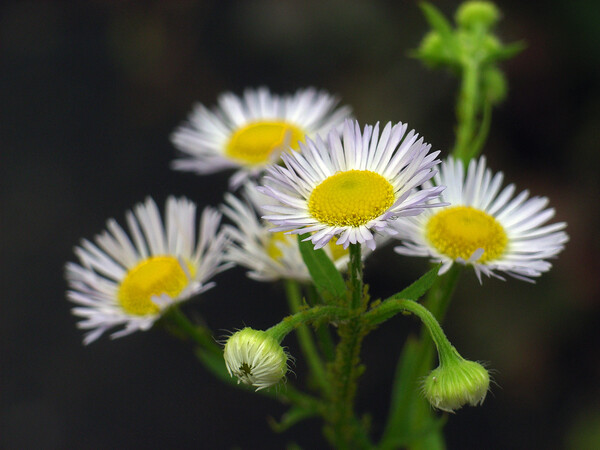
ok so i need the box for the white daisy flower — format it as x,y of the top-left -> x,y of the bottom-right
258,119 -> 445,251
221,182 -> 387,282
393,156 -> 569,282
170,86 -> 352,188
65,197 -> 231,344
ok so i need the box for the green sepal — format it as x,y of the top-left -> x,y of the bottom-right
297,234 -> 346,304
420,2 -> 454,41
268,406 -> 319,433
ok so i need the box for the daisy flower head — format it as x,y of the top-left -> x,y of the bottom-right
258,119 -> 445,251
170,87 -> 352,189
393,156 -> 569,282
65,197 -> 231,344
221,182 -> 387,282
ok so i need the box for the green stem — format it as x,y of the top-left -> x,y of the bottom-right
349,243 -> 363,309
267,305 -> 350,343
453,59 -> 480,161
467,99 -> 492,161
163,305 -> 220,353
326,319 -> 371,449
323,242 -> 372,449
284,280 -> 331,396
365,299 -> 454,362
378,265 -> 461,449
166,304 -> 326,415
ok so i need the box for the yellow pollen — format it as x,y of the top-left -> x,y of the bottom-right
426,206 -> 508,263
308,170 -> 395,227
226,121 -> 305,165
118,256 -> 193,316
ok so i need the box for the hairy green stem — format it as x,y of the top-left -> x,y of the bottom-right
268,305 -> 350,343
365,299 -> 454,362
323,242 -> 372,449
349,243 -> 363,309
378,265 -> 461,449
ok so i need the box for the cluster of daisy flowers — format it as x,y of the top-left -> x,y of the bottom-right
65,86 -> 567,352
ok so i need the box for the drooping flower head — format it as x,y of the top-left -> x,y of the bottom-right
65,197 -> 231,344
170,87 -> 351,188
393,157 -> 569,282
423,355 -> 490,413
259,119 -> 445,251
220,182 -> 387,282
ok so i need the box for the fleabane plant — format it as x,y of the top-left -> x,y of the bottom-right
64,2 -> 569,449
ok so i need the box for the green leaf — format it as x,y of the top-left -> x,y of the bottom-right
389,263 -> 442,302
487,41 -> 526,62
420,2 -> 454,39
297,234 -> 346,303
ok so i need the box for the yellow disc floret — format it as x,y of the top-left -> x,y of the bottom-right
226,121 -> 305,165
426,206 -> 508,263
308,170 -> 395,227
118,256 -> 192,315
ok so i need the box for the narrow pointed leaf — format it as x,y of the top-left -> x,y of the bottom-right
297,234 -> 346,303
388,263 -> 441,302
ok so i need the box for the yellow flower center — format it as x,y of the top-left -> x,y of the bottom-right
118,256 -> 193,316
226,121 -> 305,165
308,170 -> 395,227
425,206 -> 508,263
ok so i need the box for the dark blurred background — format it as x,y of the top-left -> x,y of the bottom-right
2,1 -> 599,448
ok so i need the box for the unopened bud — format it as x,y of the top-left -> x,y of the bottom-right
423,356 -> 490,412
223,327 -> 288,391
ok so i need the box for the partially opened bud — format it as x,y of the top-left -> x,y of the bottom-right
423,355 -> 490,413
223,327 -> 288,391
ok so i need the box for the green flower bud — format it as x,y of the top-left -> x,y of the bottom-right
423,354 -> 490,413
482,66 -> 507,104
223,327 -> 288,391
416,31 -> 460,70
456,1 -> 500,31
